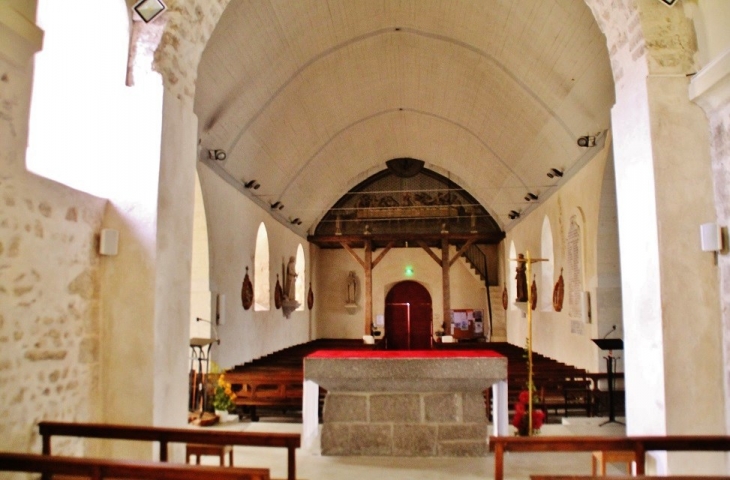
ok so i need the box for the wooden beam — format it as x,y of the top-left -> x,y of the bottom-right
340,242 -> 366,269
417,240 -> 442,265
449,239 -> 476,267
442,237 -> 451,333
309,232 -> 505,247
364,240 -> 373,335
372,240 -> 395,269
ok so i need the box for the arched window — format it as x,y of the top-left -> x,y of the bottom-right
26,0 -> 145,197
540,217 -> 555,311
295,244 -> 305,311
254,223 -> 270,311
508,242 -> 517,310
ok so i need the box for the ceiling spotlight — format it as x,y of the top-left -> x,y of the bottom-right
508,210 -> 521,220
547,168 -> 564,178
244,180 -> 260,190
271,201 -> 283,210
524,192 -> 538,201
290,218 -> 302,226
208,149 -> 227,161
577,136 -> 596,148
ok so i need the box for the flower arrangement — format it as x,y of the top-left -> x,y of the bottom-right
512,390 -> 545,436
212,374 -> 237,413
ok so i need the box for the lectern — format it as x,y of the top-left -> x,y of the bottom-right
190,337 -> 216,412
591,338 -> 624,426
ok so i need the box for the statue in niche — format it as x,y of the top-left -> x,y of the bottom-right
346,271 -> 357,305
515,253 -> 528,302
284,256 -> 297,300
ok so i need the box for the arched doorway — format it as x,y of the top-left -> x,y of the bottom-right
384,281 -> 433,350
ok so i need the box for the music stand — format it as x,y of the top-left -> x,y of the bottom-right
591,338 -> 624,426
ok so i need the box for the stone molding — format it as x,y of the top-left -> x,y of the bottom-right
0,5 -> 43,67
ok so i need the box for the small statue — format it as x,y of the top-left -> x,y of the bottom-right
346,271 -> 357,305
284,256 -> 297,300
516,253 -> 528,302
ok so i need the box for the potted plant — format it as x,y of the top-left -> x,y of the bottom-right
512,390 -> 545,436
212,374 -> 237,419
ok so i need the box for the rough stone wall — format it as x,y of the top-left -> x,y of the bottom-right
0,56 -> 106,455
150,0 -> 230,104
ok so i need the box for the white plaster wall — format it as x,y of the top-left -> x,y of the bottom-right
314,247 -> 488,340
504,142 -> 614,372
0,21 -> 106,457
198,165 -> 311,368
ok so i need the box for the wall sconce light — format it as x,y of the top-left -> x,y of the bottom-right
700,222 -> 723,252
244,180 -> 260,189
508,210 -> 521,220
271,201 -> 284,210
208,149 -> 227,161
524,192 -> 538,202
547,168 -> 564,178
577,136 -> 596,148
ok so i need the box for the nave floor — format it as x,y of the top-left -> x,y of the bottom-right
203,416 -> 627,480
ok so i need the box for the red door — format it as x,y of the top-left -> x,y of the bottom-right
385,281 -> 433,350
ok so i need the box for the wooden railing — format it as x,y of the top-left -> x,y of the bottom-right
0,452 -> 270,479
39,421 -> 300,480
489,435 -> 730,480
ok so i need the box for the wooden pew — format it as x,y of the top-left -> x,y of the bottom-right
531,477 -> 729,480
0,452 -> 269,479
39,421 -> 299,480
489,435 -> 730,480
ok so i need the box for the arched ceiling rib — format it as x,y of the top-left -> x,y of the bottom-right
194,0 -> 614,235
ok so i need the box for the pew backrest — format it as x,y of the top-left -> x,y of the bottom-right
39,421 -> 299,480
489,435 -> 730,480
0,452 -> 270,480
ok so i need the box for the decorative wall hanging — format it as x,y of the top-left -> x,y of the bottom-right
552,268 -> 564,312
530,276 -> 538,311
307,282 -> 314,310
274,275 -> 282,309
241,267 -> 253,310
501,286 -> 508,310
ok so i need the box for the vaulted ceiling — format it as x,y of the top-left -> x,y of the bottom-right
194,0 -> 614,236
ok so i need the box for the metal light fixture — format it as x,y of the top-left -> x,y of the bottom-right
244,180 -> 260,190
508,210 -> 521,220
133,0 -> 166,23
290,218 -> 302,225
271,201 -> 284,210
208,149 -> 227,161
547,168 -> 564,179
524,192 -> 538,202
577,136 -> 596,148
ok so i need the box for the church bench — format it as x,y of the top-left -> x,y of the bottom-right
489,435 -> 730,480
0,452 -> 269,479
38,421 -> 299,480
531,477 -> 729,480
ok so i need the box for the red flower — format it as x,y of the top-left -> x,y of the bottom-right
518,390 -> 531,404
532,409 -> 545,430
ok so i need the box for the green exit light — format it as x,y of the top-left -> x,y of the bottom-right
405,265 -> 414,277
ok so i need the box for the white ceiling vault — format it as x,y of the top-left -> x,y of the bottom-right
194,0 -> 615,236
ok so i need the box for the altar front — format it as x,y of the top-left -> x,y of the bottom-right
303,350 -> 508,456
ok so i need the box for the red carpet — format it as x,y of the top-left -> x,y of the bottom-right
307,350 -> 503,359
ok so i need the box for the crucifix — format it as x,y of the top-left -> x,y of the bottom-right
513,250 -> 547,435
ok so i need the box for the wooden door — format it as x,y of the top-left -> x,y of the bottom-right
384,281 -> 433,350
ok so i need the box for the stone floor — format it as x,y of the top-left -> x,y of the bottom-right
201,414 -> 628,479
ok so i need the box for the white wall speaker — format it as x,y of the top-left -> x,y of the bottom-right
700,222 -> 722,252
216,293 -> 226,325
99,229 -> 119,256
